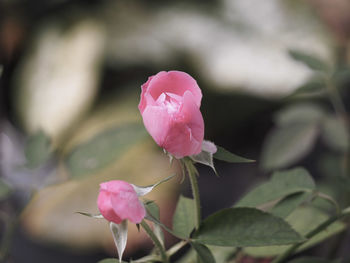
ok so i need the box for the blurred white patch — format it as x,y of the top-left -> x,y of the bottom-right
14,19 -> 105,139
105,0 -> 333,97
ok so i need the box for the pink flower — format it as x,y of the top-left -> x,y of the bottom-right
139,71 -> 204,158
97,180 -> 146,224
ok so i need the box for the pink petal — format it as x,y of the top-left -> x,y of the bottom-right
163,91 -> 204,158
110,188 -> 146,224
146,71 -> 202,107
180,90 -> 204,144
97,190 -> 122,224
162,123 -> 199,158
102,180 -> 131,193
138,75 -> 154,113
142,105 -> 171,147
97,181 -> 146,224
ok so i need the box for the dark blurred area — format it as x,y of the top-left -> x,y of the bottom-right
1,0 -> 350,262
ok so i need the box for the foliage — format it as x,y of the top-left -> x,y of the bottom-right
65,123 -> 147,178
24,131 -> 52,169
1,19 -> 349,263
193,207 -> 304,247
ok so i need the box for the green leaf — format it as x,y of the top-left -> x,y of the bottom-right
314,192 -> 340,213
208,246 -> 237,263
174,247 -> 197,263
98,259 -> 117,263
288,257 -> 338,263
194,207 -> 304,247
321,116 -> 349,152
25,131 -> 52,169
176,246 -> 236,263
131,254 -> 160,262
173,195 -> 196,238
288,49 -> 329,72
98,259 -> 128,263
76,211 -> 104,219
65,123 -> 147,178
236,167 -> 315,208
213,146 -> 254,163
244,206 -> 346,257
144,201 -> 160,221
144,201 -> 181,239
261,123 -> 319,171
270,192 -> 311,218
0,179 -> 12,200
275,103 -> 326,126
293,77 -> 325,94
191,242 -> 216,263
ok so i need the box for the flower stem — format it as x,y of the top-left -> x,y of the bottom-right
134,240 -> 188,262
185,159 -> 201,229
166,240 -> 188,257
141,220 -> 169,263
271,207 -> 350,263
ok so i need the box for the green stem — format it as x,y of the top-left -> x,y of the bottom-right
166,240 -> 188,257
141,220 -> 169,263
271,207 -> 350,263
185,159 -> 201,229
184,159 -> 201,263
134,240 -> 188,262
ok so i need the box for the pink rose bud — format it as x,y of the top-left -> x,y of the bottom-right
97,180 -> 146,224
139,71 -> 204,158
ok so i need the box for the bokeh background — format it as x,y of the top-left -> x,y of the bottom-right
0,0 -> 350,262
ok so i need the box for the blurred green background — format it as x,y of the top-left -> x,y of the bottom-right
0,0 -> 350,262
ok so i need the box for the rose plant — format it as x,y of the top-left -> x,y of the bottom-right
78,70 -> 350,263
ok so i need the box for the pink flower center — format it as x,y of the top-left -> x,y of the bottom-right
156,92 -> 182,114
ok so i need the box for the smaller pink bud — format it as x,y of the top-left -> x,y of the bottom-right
97,180 -> 146,224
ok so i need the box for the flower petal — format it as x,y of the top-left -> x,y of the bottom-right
138,75 -> 154,113
97,190 -> 122,224
141,105 -> 171,147
110,186 -> 146,224
179,90 -> 204,146
146,71 -> 202,107
163,91 -> 204,158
